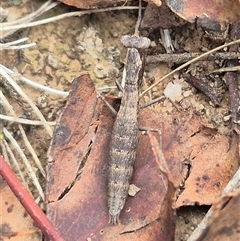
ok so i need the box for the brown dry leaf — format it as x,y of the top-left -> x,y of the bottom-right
57,0 -> 120,9
46,73 -> 238,240
165,0 -> 240,30
46,73 -> 99,202
148,0 -> 162,7
0,178 -> 41,241
140,109 -> 238,209
176,131 -> 239,207
196,192 -> 240,241
146,131 -> 177,241
46,73 -> 172,240
140,1 -> 186,30
57,0 -> 160,9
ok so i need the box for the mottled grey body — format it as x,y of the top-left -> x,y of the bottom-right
108,35 -> 150,224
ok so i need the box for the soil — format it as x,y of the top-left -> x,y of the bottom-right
1,1 -> 237,240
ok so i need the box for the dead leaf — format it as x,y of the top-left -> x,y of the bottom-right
0,177 -> 41,241
46,73 -> 238,240
140,1 -> 186,30
196,192 -> 240,241
46,73 -> 175,240
57,0 -> 118,8
148,0 -> 162,7
46,73 -> 99,202
165,0 -> 240,30
176,132 -> 239,207
57,0 -> 159,9
147,131 -> 177,241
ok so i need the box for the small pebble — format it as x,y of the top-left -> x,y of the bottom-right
128,184 -> 141,197
173,74 -> 179,79
164,82 -> 182,101
183,90 -> 192,97
180,98 -> 191,110
209,101 -> 215,107
150,41 -> 157,47
223,115 -> 231,122
94,64 -> 107,79
198,104 -> 205,110
206,109 -> 210,117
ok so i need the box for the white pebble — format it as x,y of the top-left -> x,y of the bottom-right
183,90 -> 192,97
163,82 -> 182,101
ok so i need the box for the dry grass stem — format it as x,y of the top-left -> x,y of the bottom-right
0,67 -> 53,136
0,114 -> 56,126
211,66 -> 240,73
0,64 -> 68,97
3,128 -> 44,200
1,92 -> 46,178
0,139 -> 9,163
140,38 -> 240,98
1,139 -> 26,184
1,0 -> 59,39
0,37 -> 36,50
1,6 -> 141,33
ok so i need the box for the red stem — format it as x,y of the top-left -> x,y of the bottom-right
0,155 -> 65,241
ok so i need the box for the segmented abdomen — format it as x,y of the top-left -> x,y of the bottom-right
108,114 -> 138,224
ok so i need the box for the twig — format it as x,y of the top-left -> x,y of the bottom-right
139,95 -> 165,109
146,52 -> 240,64
0,37 -> 36,50
182,73 -> 221,107
140,38 -> 240,99
1,139 -> 26,183
0,138 -> 9,164
211,66 -> 240,73
1,92 -> 46,178
0,114 -> 56,126
0,66 -> 53,136
0,155 -> 65,241
1,64 -> 115,97
2,0 -> 58,27
134,0 -> 142,36
97,85 -> 117,92
0,43 -> 36,50
223,24 -> 240,133
0,64 -> 68,97
1,6 -> 141,32
1,0 -> 59,39
3,128 -> 44,200
160,28 -> 174,53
